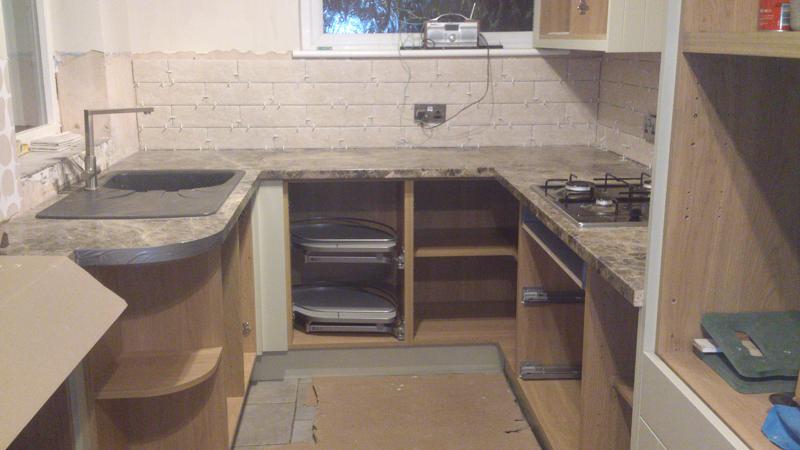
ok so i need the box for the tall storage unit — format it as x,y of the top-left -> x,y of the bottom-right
634,1 -> 800,448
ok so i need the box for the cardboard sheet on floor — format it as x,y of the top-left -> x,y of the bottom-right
0,256 -> 126,447
308,373 -> 540,449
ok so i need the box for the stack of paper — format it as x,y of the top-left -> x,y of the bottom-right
29,132 -> 83,152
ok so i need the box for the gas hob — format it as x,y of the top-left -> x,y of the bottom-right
533,173 -> 651,227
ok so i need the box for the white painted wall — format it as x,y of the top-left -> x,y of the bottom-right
49,0 -> 300,53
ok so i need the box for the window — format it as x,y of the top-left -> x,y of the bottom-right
2,0 -> 55,135
301,0 -> 534,50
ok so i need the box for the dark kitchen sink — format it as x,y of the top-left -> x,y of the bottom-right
37,170 -> 245,219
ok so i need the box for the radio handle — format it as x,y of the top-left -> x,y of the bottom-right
429,13 -> 471,23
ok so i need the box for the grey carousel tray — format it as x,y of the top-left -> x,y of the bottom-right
292,285 -> 398,334
291,218 -> 397,254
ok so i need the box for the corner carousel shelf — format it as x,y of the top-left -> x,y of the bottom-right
682,31 -> 800,59
414,228 -> 517,258
95,347 -> 223,400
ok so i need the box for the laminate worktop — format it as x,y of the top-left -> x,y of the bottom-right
0,146 -> 648,306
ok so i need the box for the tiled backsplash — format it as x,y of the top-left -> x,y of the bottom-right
133,54 -> 602,150
0,59 -> 21,222
596,53 -> 661,167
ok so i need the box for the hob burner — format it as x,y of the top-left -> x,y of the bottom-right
535,172 -> 651,227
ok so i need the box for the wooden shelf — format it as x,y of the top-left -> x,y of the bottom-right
683,31 -> 800,59
95,347 -> 222,400
415,228 -> 517,258
414,317 -> 516,357
611,376 -> 634,407
517,379 -> 582,450
291,327 -> 403,349
662,351 -> 774,449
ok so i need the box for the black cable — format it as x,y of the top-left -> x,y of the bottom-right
422,33 -> 492,130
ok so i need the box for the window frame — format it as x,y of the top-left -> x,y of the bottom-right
300,0 -> 534,51
3,0 -> 60,142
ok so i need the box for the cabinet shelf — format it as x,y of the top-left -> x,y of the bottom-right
95,347 -> 222,400
414,228 -> 517,258
517,379 -> 581,450
683,32 -> 800,59
662,351 -> 775,449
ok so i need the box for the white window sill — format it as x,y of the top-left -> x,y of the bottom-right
14,124 -> 63,145
292,48 -> 569,59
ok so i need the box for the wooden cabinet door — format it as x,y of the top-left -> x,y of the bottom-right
569,0 -> 609,37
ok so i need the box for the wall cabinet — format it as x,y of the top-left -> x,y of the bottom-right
534,0 -> 666,52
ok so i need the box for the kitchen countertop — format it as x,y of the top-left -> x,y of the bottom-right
0,146 -> 648,306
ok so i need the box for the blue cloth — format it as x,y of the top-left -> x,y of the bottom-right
763,405 -> 800,450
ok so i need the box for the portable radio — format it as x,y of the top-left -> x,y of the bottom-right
423,14 -> 480,48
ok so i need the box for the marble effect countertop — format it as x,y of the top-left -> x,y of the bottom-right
0,146 -> 649,306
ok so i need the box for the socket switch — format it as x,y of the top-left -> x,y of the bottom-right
414,104 -> 446,125
644,114 -> 657,143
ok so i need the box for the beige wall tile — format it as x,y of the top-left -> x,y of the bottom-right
139,127 -> 207,149
305,60 -> 372,82
207,127 -> 275,149
238,59 -> 307,82
435,58 -> 502,82
306,105 -> 374,127
597,124 -> 654,167
405,125 -> 472,147
172,105 -> 241,128
565,102 -> 598,124
137,105 -> 172,127
501,57 -> 569,81
568,57 -> 602,81
205,83 -> 273,105
598,103 -> 645,138
137,82 -> 205,105
472,125 -> 533,147
371,59 -> 437,82
274,83 -> 379,105
535,80 -> 599,103
340,127 -> 405,148
483,81 -> 536,104
132,59 -> 169,82
406,82 -> 473,105
241,105 -> 307,127
501,103 -> 566,125
169,59 -> 238,82
532,123 -> 596,146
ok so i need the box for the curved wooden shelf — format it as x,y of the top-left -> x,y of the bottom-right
95,347 -> 223,400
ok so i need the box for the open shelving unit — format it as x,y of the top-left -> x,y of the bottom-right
654,2 -> 800,448
412,179 -> 519,349
83,201 -> 258,449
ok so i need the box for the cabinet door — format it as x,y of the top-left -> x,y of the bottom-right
569,0 -> 609,37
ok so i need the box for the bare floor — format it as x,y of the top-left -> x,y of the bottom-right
234,373 -> 540,450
